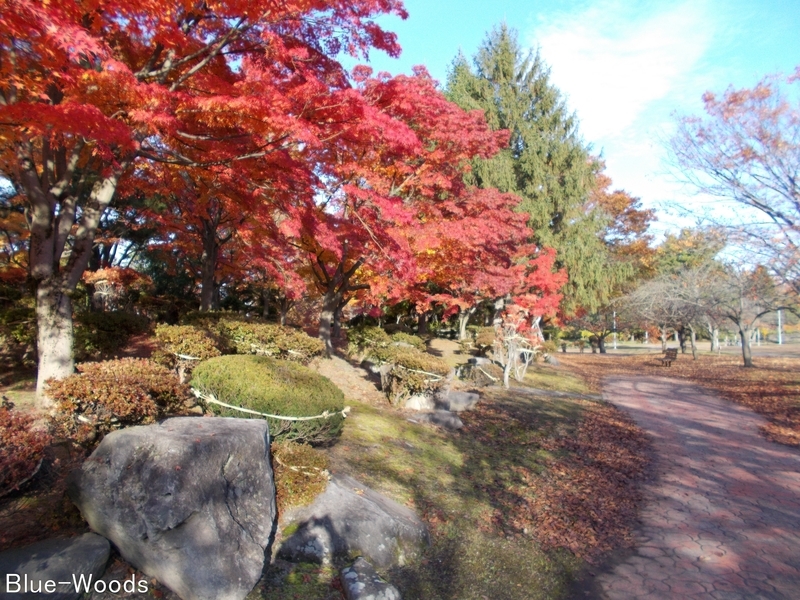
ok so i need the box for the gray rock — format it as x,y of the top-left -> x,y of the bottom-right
340,558 -> 401,600
434,390 -> 480,412
0,533 -> 110,600
544,354 -> 560,366
277,474 -> 428,568
413,410 -> 463,431
404,394 -> 434,411
467,357 -> 492,366
68,417 -> 277,600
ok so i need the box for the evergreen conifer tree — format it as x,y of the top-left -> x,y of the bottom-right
446,24 -> 627,313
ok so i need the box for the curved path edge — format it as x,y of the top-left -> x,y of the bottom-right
593,376 -> 800,600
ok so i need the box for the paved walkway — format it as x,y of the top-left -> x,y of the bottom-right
597,376 -> 800,600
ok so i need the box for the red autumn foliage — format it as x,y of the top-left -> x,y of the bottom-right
47,358 -> 191,446
0,403 -> 51,497
459,392 -> 650,562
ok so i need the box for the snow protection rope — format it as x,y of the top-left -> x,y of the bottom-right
191,389 -> 351,421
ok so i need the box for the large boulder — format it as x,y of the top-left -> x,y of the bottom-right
411,410 -> 463,431
434,390 -> 480,412
68,417 -> 277,600
0,533 -> 110,600
404,394 -> 434,411
277,474 -> 428,568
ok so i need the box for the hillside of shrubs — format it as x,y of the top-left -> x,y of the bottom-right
0,300 -> 489,500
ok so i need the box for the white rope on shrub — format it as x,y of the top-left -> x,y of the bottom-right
477,366 -> 499,382
391,363 -> 447,380
191,389 -> 350,421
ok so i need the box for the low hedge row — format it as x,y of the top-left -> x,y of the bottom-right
215,319 -> 324,363
191,355 -> 345,445
155,315 -> 323,367
47,358 -> 191,447
370,345 -> 452,405
347,325 -> 447,404
347,324 -> 427,354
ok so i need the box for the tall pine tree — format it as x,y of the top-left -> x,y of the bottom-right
446,24 -> 627,313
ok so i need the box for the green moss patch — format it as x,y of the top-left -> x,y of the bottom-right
272,441 -> 329,513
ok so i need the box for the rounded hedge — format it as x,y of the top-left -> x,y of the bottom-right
191,355 -> 345,445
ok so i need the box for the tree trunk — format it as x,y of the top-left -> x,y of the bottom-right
707,321 -> 720,352
332,306 -> 343,340
739,326 -> 754,367
279,298 -> 291,326
502,339 -> 514,388
660,325 -> 668,351
23,155 -> 125,405
597,335 -> 606,354
319,290 -> 341,358
418,311 -> 429,335
457,307 -> 475,341
261,289 -> 270,319
199,225 -> 219,312
34,280 -> 75,403
492,297 -> 506,323
689,325 -> 697,360
677,326 -> 687,353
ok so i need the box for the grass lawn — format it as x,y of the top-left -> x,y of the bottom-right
258,360 -> 650,600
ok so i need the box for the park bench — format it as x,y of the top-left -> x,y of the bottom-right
659,348 -> 678,367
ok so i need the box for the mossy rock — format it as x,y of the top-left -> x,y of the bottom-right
191,355 -> 345,445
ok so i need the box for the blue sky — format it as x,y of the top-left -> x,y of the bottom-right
354,0 -> 800,235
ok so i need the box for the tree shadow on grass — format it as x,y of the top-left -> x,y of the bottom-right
336,387 -> 602,599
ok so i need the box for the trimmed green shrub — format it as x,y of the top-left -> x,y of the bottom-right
74,311 -> 151,360
0,402 -> 51,497
461,362 -> 504,387
180,310 -> 233,326
474,327 -> 496,354
390,331 -> 426,351
48,358 -> 191,447
383,323 -> 412,334
540,340 -> 558,356
271,440 -> 329,514
347,325 -> 449,403
215,319 -> 323,363
346,325 -> 391,355
370,345 -> 452,405
191,355 -> 345,445
153,324 -> 226,365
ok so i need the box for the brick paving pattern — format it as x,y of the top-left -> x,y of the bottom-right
598,376 -> 800,600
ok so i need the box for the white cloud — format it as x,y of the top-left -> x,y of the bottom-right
531,0 -> 716,141
521,0 -> 734,237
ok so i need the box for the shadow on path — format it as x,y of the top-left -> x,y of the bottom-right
589,376 -> 800,600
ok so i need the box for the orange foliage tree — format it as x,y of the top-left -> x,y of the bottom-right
0,0 -> 406,400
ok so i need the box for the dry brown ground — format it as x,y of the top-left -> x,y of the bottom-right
560,352 -> 800,447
